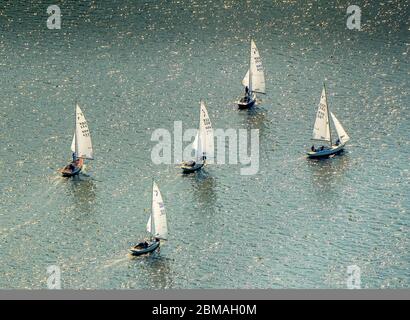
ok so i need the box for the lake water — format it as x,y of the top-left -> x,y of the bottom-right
0,0 -> 408,289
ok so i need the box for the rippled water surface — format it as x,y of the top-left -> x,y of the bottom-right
0,0 -> 409,289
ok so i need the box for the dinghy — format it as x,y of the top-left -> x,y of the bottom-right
59,104 -> 94,177
238,40 -> 266,109
181,101 -> 214,174
130,181 -> 168,256
307,85 -> 350,158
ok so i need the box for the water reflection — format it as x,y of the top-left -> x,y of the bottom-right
238,105 -> 268,134
67,176 -> 97,215
306,152 -> 351,200
129,254 -> 173,289
188,171 -> 217,212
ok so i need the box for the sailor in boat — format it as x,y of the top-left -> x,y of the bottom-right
335,138 -> 341,146
183,155 -> 206,168
242,86 -> 252,103
184,160 -> 196,168
66,152 -> 77,171
64,152 -> 77,172
64,152 -> 84,173
133,239 -> 149,250
131,237 -> 160,253
312,145 -> 327,153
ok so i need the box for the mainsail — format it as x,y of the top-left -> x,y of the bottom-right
146,182 -> 168,240
331,112 -> 350,144
197,101 -> 214,162
242,40 -> 266,94
312,87 -> 331,144
71,104 -> 93,159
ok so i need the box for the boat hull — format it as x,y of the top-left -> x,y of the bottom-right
238,93 -> 256,109
238,99 -> 256,110
129,241 -> 160,256
59,166 -> 82,177
181,162 -> 204,174
307,144 -> 346,158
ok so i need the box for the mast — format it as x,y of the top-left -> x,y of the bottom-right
199,100 -> 206,164
150,179 -> 155,240
198,101 -> 203,163
323,83 -> 332,146
249,40 -> 253,94
74,102 -> 79,158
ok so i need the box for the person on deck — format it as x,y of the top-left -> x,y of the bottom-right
245,86 -> 250,101
68,163 -> 75,171
335,139 -> 341,146
185,160 -> 195,167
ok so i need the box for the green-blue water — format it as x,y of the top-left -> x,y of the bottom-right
0,0 -> 409,289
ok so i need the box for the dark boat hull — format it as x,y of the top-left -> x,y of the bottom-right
181,163 -> 204,174
129,241 -> 160,256
307,144 -> 346,158
238,99 -> 256,109
60,166 -> 82,177
238,93 -> 256,109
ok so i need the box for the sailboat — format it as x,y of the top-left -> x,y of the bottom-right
238,40 -> 266,109
307,84 -> 350,158
59,104 -> 94,177
180,101 -> 214,174
129,181 -> 168,256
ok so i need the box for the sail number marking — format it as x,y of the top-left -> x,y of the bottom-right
317,103 -> 327,119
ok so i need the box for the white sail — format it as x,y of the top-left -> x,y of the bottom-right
191,132 -> 199,159
242,69 -> 250,89
331,112 -> 350,144
312,87 -> 331,143
197,101 -> 214,162
241,40 -> 265,94
70,133 -> 76,153
146,215 -> 152,234
73,104 -> 93,160
149,182 -> 168,240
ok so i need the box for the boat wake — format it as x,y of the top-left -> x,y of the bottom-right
101,256 -> 129,269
